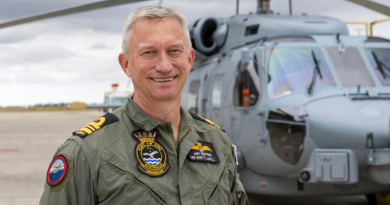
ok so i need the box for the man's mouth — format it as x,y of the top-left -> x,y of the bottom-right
151,77 -> 175,82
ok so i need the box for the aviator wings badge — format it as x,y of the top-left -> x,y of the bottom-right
188,141 -> 219,163
133,130 -> 170,177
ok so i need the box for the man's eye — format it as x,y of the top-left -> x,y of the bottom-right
142,51 -> 155,55
170,49 -> 182,53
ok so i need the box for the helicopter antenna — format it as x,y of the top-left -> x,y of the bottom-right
289,0 -> 293,15
236,0 -> 240,15
257,0 -> 271,14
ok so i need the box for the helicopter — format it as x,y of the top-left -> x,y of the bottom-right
181,1 -> 390,204
1,0 -> 390,204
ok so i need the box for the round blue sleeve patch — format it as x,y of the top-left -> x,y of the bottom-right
47,155 -> 67,186
46,153 -> 73,190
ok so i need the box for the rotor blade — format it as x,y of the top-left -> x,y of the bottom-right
345,0 -> 390,17
0,0 -> 154,29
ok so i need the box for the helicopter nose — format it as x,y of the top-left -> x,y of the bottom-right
305,96 -> 390,149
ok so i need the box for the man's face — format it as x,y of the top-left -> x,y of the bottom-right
119,18 -> 195,102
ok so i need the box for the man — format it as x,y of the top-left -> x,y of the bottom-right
40,6 -> 248,205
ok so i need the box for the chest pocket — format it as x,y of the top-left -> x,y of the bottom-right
185,144 -> 234,205
97,152 -> 168,205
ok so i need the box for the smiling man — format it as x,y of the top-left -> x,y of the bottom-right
118,12 -> 194,139
40,6 -> 248,205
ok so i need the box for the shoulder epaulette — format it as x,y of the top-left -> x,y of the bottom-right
190,112 -> 225,132
73,113 -> 119,138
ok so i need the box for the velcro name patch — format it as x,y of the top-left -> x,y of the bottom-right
73,112 -> 118,138
188,141 -> 219,163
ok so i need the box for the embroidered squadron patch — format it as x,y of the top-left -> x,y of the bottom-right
133,130 -> 170,177
188,141 -> 219,163
73,112 -> 119,138
46,153 -> 73,190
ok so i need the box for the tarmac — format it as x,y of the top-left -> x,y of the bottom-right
0,110 -> 370,205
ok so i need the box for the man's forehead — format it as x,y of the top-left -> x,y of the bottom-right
129,18 -> 187,49
137,41 -> 185,49
131,18 -> 184,37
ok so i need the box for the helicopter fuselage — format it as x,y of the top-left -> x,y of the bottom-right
182,28 -> 390,196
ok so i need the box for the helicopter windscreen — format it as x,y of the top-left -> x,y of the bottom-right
364,48 -> 390,86
327,47 -> 375,88
268,48 -> 336,99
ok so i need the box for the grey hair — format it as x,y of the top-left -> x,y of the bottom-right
122,6 -> 192,57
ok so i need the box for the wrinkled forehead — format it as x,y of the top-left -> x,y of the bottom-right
129,18 -> 188,48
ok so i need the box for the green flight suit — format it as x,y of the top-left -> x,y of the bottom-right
40,98 -> 248,205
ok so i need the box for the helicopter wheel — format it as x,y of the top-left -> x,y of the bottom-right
366,194 -> 377,205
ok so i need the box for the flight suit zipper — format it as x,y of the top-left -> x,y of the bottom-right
161,124 -> 191,174
161,124 -> 179,166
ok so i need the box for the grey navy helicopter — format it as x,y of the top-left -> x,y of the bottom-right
1,0 -> 390,204
181,1 -> 390,204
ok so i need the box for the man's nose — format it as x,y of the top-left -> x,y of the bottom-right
155,51 -> 173,73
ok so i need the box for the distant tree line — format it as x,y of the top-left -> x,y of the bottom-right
28,103 -> 68,109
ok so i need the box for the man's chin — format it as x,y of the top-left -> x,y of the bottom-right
151,92 -> 180,102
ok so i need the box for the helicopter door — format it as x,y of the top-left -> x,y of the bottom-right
231,51 -> 263,145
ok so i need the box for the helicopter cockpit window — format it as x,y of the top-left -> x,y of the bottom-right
268,48 -> 336,99
188,79 -> 201,114
327,47 -> 375,87
364,48 -> 390,86
233,56 -> 260,107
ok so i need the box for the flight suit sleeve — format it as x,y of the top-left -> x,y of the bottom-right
230,145 -> 249,205
39,139 -> 96,205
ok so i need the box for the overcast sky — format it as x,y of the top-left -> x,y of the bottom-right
0,0 -> 389,107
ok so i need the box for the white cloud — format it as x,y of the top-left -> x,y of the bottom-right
0,44 -> 76,64
91,43 -> 114,49
0,75 -> 12,84
0,0 -> 389,106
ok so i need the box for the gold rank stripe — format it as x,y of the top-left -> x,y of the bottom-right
72,113 -> 119,138
79,127 -> 93,134
78,123 -> 101,134
197,115 -> 222,130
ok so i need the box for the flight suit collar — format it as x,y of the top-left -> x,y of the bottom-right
123,97 -> 196,132
124,97 -> 159,131
179,108 -> 195,130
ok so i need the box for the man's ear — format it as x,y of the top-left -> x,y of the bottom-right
188,49 -> 195,71
119,53 -> 131,78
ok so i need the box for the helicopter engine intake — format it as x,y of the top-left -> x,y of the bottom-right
189,17 -> 227,56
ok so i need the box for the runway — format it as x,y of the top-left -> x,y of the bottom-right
0,111 -> 370,205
